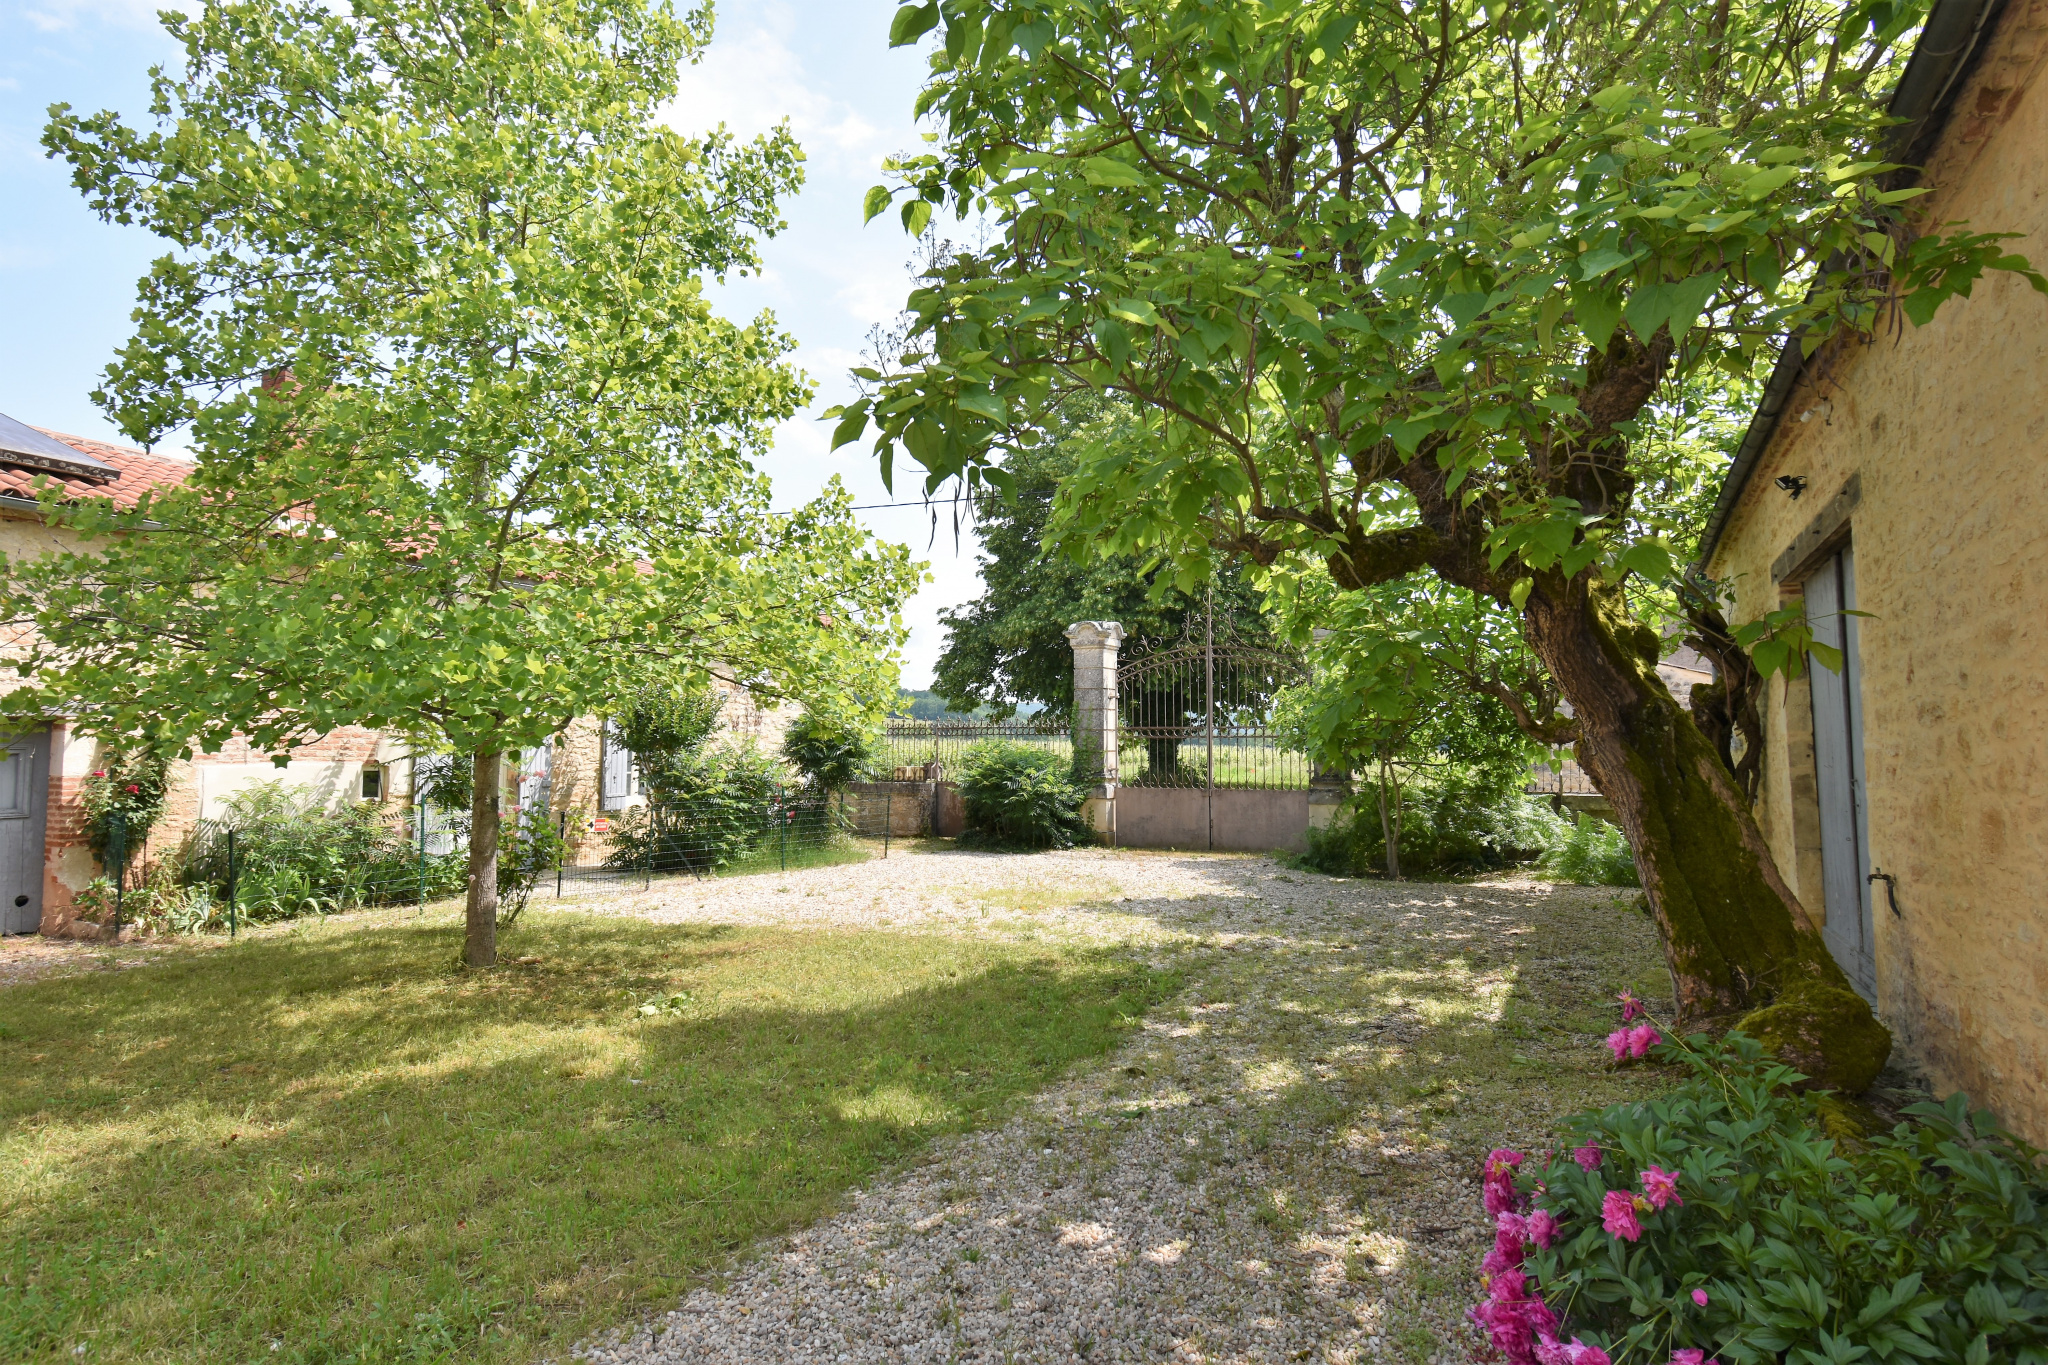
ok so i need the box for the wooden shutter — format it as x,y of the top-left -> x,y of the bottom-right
1805,546 -> 1877,1000
600,722 -> 632,810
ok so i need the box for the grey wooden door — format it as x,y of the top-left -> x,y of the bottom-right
1805,546 -> 1876,999
0,728 -> 49,935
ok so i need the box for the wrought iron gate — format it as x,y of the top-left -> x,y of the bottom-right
1115,621 -> 1308,792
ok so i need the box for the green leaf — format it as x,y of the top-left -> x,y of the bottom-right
888,3 -> 939,48
901,198 -> 933,236
1441,292 -> 1489,328
956,389 -> 1009,423
861,185 -> 893,225
1570,282 -> 1624,349
1080,156 -> 1147,188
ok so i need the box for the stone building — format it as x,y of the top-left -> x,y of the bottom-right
1701,0 -> 2048,1140
0,417 -> 413,935
0,418 -> 789,935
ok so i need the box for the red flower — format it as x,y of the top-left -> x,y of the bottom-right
126,784 -> 141,794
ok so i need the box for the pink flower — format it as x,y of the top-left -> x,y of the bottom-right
1669,1351 -> 1719,1365
1484,1211 -> 1531,1274
1618,989 -> 1644,1021
1483,1148 -> 1526,1215
1600,1189 -> 1645,1241
1469,1283 -> 1560,1365
1691,1288 -> 1710,1307
91,769 -> 106,778
1628,1024 -> 1663,1058
1572,1144 -> 1603,1171
1527,1208 -> 1560,1247
1641,1166 -> 1683,1210
1536,1336 -> 1613,1365
1606,1028 -> 1632,1060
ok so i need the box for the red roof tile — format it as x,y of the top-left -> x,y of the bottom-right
0,429 -> 194,512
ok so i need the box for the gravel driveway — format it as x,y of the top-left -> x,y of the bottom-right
568,846 -> 1670,1365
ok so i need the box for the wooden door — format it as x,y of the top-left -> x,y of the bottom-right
1805,546 -> 1876,999
0,728 -> 49,935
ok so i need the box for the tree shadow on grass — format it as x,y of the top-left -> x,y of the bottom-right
0,916 -> 1176,1365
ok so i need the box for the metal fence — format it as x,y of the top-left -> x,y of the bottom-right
1116,640 -> 1310,790
879,715 -> 1073,776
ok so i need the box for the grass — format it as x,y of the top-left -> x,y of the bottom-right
0,913 -> 1175,1364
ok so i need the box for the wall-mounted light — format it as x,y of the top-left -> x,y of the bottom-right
1775,475 -> 1810,500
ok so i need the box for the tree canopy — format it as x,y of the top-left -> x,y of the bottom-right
934,396 -> 1270,719
10,0 -> 920,963
832,0 -> 2045,1082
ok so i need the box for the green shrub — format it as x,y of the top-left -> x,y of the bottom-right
185,781 -> 455,920
1542,812 -> 1640,887
782,712 -> 879,789
955,740 -> 1090,849
496,813 -> 570,928
78,749 -> 173,869
1297,767 -> 1560,878
1472,1025 -> 2048,1365
604,742 -> 782,873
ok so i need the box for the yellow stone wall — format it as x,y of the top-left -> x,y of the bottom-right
1706,5 -> 2048,1140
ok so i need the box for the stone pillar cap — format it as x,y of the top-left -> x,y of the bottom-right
1064,621 -> 1126,647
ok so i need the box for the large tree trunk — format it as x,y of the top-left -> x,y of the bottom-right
465,749 -> 501,968
1522,578 -> 1890,1091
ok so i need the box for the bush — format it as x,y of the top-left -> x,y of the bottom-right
1297,767 -> 1560,878
1542,812 -> 1641,887
79,749 -> 174,869
782,712 -> 879,789
1471,1020 -> 2048,1365
604,742 -> 782,873
955,740 -> 1090,849
496,813 -> 569,928
185,781 -> 458,920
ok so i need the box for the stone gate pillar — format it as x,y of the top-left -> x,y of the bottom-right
1065,621 -> 1124,839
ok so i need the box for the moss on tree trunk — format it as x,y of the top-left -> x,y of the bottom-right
1522,579 -> 1889,1093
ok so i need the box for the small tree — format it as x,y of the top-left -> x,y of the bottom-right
782,712 -> 880,791
11,0 -> 919,966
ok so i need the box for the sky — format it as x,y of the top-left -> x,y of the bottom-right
0,0 -> 982,688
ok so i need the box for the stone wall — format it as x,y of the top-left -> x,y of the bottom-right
843,781 -> 940,838
1706,0 -> 2048,1140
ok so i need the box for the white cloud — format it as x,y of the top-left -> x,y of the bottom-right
661,4 -> 880,158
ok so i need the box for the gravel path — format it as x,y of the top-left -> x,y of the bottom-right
563,846 -> 1671,1365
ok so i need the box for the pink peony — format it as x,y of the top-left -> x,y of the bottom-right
1572,1144 -> 1603,1171
1600,1189 -> 1645,1242
1669,1352 -> 1720,1365
1605,1028 -> 1632,1060
1484,1211 -> 1531,1275
1469,1291 -> 1560,1365
1527,1208 -> 1560,1247
1641,1165 -> 1683,1210
1627,1024 -> 1663,1058
1691,1288 -> 1710,1307
1536,1336 -> 1613,1365
1618,989 -> 1644,1021
1483,1148 -> 1526,1215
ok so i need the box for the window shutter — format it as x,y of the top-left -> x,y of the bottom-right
600,722 -> 631,810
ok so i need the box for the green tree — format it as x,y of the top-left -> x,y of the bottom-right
10,0 -> 919,966
934,396 -> 1271,725
840,0 -> 2045,1084
1274,574 -> 1537,878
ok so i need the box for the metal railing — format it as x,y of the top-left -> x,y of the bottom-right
879,715 -> 1073,776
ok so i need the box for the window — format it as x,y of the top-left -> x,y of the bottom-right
360,765 -> 383,801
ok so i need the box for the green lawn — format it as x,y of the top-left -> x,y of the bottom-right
0,913 -> 1174,1363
